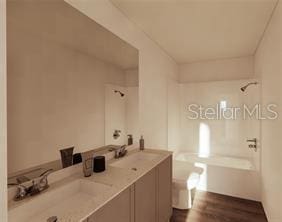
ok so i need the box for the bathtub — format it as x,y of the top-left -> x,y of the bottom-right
174,152 -> 260,201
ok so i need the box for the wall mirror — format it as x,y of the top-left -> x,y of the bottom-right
7,0 -> 139,185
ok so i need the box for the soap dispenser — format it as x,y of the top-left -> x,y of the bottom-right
139,135 -> 144,150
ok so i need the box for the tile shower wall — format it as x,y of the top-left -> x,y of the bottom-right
179,79 -> 260,163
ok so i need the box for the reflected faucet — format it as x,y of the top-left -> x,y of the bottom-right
113,145 -> 127,159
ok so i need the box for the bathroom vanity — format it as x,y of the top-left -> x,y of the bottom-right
88,151 -> 172,222
8,149 -> 172,222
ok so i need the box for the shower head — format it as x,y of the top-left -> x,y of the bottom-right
114,90 -> 125,97
240,82 -> 258,92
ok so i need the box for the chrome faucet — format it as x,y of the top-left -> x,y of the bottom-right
13,169 -> 53,201
114,145 -> 127,159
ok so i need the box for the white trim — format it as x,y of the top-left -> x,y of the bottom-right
0,0 -> 7,221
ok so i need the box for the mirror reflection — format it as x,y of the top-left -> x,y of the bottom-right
7,0 -> 139,185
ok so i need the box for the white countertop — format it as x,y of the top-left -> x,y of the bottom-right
8,148 -> 172,222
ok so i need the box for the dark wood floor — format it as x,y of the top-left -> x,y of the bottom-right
170,191 -> 268,222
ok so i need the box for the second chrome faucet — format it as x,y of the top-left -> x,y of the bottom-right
114,145 -> 127,159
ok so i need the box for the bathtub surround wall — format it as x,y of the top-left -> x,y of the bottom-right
178,57 -> 259,160
0,0 -> 7,220
179,79 -> 260,159
254,1 -> 282,221
65,0 -> 179,149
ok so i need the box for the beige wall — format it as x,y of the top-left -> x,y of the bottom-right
254,1 -> 282,221
167,78 -> 180,151
179,56 -> 254,83
0,0 -> 7,220
7,2 -> 128,174
125,68 -> 139,87
65,0 -> 178,149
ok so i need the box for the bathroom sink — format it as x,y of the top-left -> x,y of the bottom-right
9,179 -> 112,222
110,152 -> 161,170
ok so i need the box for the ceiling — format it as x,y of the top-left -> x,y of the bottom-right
110,0 -> 277,63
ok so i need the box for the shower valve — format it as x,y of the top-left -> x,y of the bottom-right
246,138 -> 257,152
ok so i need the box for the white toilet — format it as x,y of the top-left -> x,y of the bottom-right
172,160 -> 203,209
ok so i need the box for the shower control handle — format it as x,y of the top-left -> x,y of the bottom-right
246,138 -> 257,152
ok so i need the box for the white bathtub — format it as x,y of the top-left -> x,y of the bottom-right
175,153 -> 255,171
174,152 -> 260,201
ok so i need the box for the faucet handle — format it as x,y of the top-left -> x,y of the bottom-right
38,169 -> 53,190
246,138 -> 257,143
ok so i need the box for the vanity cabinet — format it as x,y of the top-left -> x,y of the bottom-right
135,168 -> 157,222
87,155 -> 172,222
87,186 -> 133,222
156,156 -> 172,222
135,156 -> 172,222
